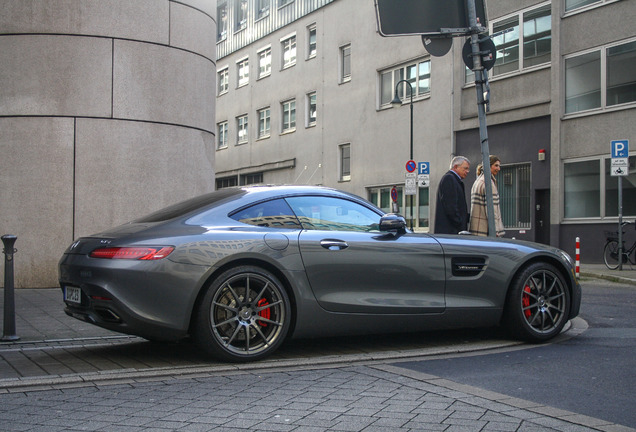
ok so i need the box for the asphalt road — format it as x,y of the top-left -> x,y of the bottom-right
394,279 -> 636,428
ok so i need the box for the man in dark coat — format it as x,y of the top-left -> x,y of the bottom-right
434,156 -> 470,234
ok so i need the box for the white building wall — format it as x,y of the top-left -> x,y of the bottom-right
215,0 -> 455,219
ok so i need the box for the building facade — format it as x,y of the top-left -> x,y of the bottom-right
215,0 -> 635,261
0,0 -> 217,287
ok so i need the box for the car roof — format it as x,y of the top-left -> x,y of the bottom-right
133,185 -> 375,223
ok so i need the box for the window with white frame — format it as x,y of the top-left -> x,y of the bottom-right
237,58 -> 249,87
279,0 -> 293,7
496,164 -> 531,229
605,157 -> 636,216
217,121 -> 228,149
242,172 -> 263,185
494,3 -> 550,75
522,5 -> 551,68
258,107 -> 271,138
258,47 -> 271,79
282,100 -> 296,132
217,2 -> 227,41
282,35 -> 296,69
235,0 -> 247,32
307,92 -> 316,127
257,0 -> 270,19
565,39 -> 636,114
216,176 -> 238,189
492,16 -> 520,76
466,3 -> 551,83
566,0 -> 617,13
340,44 -> 351,83
380,58 -> 431,106
564,159 -> 600,218
237,115 -> 248,144
339,143 -> 350,181
564,156 -> 636,219
307,24 -> 317,59
217,68 -> 229,95
607,40 -> 636,107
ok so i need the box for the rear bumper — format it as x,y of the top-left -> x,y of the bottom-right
59,253 -> 209,341
61,284 -> 187,341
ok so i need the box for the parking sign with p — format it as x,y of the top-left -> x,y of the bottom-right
612,140 -> 629,158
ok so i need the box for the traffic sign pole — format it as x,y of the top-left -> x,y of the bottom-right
611,140 -> 629,270
467,0 -> 496,237
619,175 -> 623,270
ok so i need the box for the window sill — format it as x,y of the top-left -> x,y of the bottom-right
563,0 -> 621,18
377,94 -> 431,111
463,63 -> 550,88
562,102 -> 636,121
561,218 -> 615,224
256,12 -> 270,22
280,129 -> 296,135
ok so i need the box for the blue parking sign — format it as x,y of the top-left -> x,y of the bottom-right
418,162 -> 430,174
611,140 -> 629,158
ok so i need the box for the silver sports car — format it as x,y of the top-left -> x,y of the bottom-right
59,185 -> 581,362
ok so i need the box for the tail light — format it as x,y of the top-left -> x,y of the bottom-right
89,246 -> 174,260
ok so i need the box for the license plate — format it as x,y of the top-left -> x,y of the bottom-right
64,286 -> 82,304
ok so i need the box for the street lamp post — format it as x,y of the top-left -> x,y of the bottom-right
391,79 -> 414,230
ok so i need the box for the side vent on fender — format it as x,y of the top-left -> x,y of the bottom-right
451,257 -> 487,277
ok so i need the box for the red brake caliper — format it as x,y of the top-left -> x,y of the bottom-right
522,285 -> 532,318
257,298 -> 270,327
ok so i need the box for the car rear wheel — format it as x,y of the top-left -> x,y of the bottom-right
503,262 -> 570,342
194,266 -> 291,362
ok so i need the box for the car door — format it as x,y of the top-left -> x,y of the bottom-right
286,195 -> 446,314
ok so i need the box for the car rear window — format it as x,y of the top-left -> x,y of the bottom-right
134,189 -> 244,223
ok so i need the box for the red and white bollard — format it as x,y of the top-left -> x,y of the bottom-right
575,237 -> 580,279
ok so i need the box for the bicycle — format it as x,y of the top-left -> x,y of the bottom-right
603,221 -> 636,269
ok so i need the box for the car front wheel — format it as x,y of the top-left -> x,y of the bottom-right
503,262 -> 570,342
194,266 -> 291,362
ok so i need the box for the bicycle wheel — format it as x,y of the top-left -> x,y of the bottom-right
603,240 -> 620,270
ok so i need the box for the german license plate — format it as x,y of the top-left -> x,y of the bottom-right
64,286 -> 82,304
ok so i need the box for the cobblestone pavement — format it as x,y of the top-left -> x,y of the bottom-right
0,265 -> 634,431
1,361 -> 632,432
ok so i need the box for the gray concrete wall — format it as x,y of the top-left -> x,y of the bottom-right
0,0 -> 216,287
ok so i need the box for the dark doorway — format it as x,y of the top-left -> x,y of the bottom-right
535,189 -> 550,244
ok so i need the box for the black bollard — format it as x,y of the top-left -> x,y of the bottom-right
2,235 -> 20,341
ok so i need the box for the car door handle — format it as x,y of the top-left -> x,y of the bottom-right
320,240 -> 349,250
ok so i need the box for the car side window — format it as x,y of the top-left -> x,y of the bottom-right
229,199 -> 302,229
285,196 -> 381,232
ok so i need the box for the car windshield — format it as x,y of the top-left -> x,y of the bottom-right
134,188 -> 246,223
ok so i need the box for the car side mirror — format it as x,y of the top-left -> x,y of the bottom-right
379,213 -> 407,234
